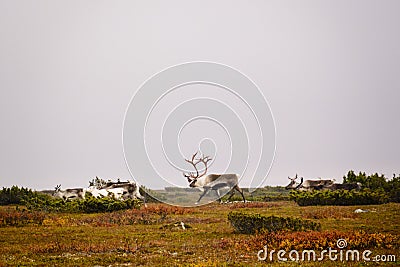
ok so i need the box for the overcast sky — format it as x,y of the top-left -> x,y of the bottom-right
0,1 -> 399,190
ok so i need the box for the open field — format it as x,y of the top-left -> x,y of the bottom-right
0,201 -> 399,266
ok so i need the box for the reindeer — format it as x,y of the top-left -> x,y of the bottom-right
285,174 -> 335,191
100,179 -> 144,201
88,178 -> 145,201
53,184 -> 86,201
323,182 -> 362,191
183,152 -> 246,204
85,187 -> 124,200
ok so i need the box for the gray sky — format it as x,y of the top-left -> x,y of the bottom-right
0,1 -> 399,190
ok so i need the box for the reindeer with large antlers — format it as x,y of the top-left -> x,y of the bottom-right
183,152 -> 246,204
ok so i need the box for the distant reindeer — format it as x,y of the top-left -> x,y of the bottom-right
183,152 -> 246,204
285,174 -> 335,191
88,177 -> 145,201
53,184 -> 86,201
322,182 -> 362,191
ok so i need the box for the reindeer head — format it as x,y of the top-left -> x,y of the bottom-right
285,174 -> 303,190
53,184 -> 62,196
183,151 -> 212,187
54,184 -> 61,192
183,172 -> 194,184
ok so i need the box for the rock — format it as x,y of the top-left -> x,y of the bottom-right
160,221 -> 191,230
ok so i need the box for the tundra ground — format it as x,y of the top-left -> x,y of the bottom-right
0,202 -> 399,266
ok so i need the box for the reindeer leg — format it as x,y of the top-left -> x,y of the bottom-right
215,189 -> 222,203
226,189 -> 235,203
142,194 -> 147,208
234,185 -> 246,203
195,187 -> 209,204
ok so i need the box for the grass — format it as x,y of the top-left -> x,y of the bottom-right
149,186 -> 289,205
0,202 -> 399,266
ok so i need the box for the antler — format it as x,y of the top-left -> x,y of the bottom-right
185,151 -> 199,178
197,154 -> 211,178
288,174 -> 299,181
184,151 -> 212,179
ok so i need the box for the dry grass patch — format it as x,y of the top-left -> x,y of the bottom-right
301,206 -> 360,219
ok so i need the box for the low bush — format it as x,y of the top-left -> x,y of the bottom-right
0,186 -> 43,205
289,189 -> 389,206
0,208 -> 46,227
25,194 -> 141,213
220,230 -> 398,251
228,212 -> 320,234
344,171 -> 400,202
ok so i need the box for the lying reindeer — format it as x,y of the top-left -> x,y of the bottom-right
183,152 -> 246,204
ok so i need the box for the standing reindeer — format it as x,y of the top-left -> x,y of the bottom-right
183,152 -> 246,204
53,184 -> 86,201
285,174 -> 335,191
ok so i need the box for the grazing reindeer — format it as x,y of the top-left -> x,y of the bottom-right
285,174 -> 335,191
53,184 -> 86,201
183,152 -> 246,204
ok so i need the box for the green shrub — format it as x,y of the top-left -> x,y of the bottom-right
25,194 -> 141,213
0,186 -> 42,205
287,171 -> 400,206
387,176 -> 400,202
0,186 -> 142,213
228,212 -> 320,234
289,189 -> 389,206
343,171 -> 400,202
79,196 -> 140,213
